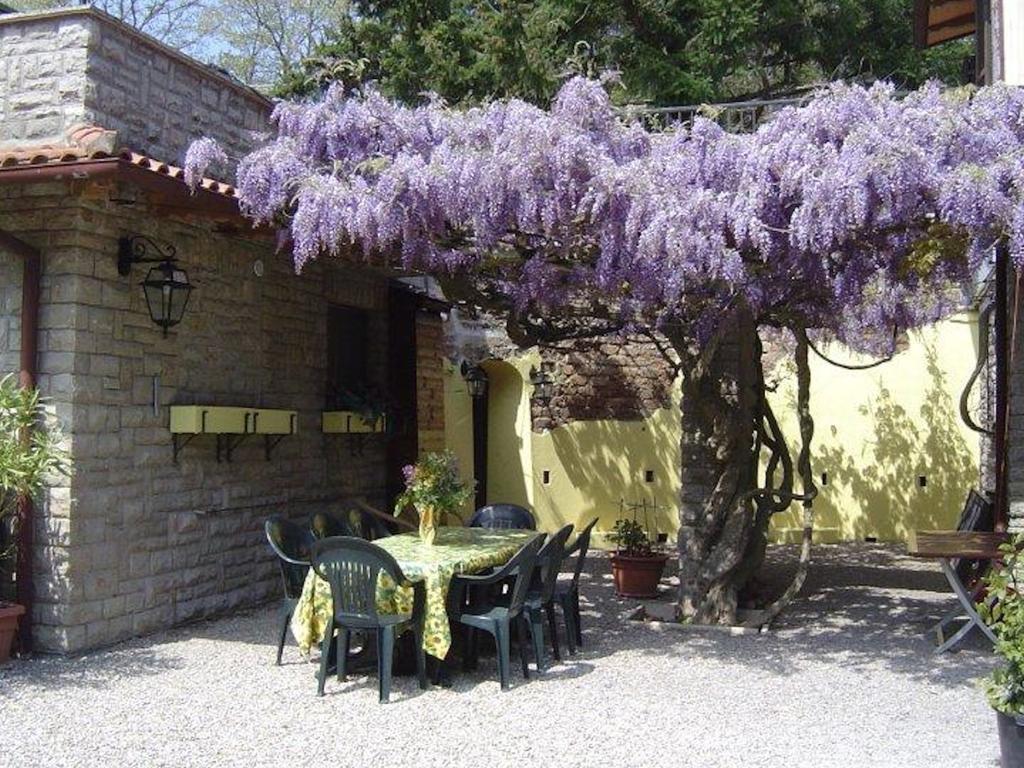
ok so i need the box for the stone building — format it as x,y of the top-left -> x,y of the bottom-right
0,7 -> 447,653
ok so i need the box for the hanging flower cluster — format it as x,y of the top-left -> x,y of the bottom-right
185,78 -> 1024,354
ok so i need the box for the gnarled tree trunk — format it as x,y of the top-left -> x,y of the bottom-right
669,311 -> 818,625
669,308 -> 762,624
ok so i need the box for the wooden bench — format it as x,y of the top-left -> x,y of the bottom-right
907,530 -> 1008,560
907,529 -> 1008,653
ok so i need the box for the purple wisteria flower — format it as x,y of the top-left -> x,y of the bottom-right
187,77 -> 1024,354
182,137 -> 228,189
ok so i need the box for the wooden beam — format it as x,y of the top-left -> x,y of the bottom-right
914,0 -> 977,47
914,0 -> 932,47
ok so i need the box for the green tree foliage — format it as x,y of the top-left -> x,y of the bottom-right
278,0 -> 973,105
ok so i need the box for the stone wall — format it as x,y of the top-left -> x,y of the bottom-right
532,336 -> 676,432
445,310 -> 677,432
0,6 -> 418,653
0,11 -> 90,147
0,8 -> 270,162
1007,273 -> 1024,530
0,238 -> 21,375
83,11 -> 270,163
1,181 -> 394,652
0,179 -> 85,631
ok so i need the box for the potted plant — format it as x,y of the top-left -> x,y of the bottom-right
0,374 -> 65,663
979,535 -> 1024,766
394,451 -> 474,545
609,518 -> 669,598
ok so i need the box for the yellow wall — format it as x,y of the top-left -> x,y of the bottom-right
483,359 -> 534,510
443,361 -> 477,521
443,314 -> 980,543
768,313 -> 980,543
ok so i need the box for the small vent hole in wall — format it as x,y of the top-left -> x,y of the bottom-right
864,536 -> 878,543
918,475 -> 927,488
821,472 -> 828,486
542,470 -> 551,485
644,470 -> 655,483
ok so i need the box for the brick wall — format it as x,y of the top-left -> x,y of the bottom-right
1,182 -> 392,652
0,8 -> 270,163
416,312 -> 446,453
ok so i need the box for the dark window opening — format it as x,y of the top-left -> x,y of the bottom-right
326,305 -> 371,410
542,470 -> 551,485
644,470 -> 655,483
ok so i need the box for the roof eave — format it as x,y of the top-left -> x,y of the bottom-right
0,157 -> 250,223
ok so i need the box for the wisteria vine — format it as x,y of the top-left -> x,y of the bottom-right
186,78 -> 1024,354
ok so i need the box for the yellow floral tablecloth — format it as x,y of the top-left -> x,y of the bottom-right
290,527 -> 537,660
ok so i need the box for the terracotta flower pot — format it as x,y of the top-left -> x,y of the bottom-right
610,553 -> 669,598
0,602 -> 25,664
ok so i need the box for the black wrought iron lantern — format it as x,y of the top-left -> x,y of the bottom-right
118,236 -> 193,337
461,361 -> 489,399
529,365 -> 555,403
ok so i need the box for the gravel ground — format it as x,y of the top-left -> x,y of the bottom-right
0,544 -> 1001,768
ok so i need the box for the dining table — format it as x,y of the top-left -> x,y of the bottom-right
290,526 -> 538,660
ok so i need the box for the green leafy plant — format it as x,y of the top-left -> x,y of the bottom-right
0,375 -> 67,600
394,450 -> 474,518
329,383 -> 388,424
979,535 -> 1024,716
609,518 -> 656,557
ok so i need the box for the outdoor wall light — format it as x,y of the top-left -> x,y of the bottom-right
461,361 -> 489,399
118,235 -> 193,337
529,365 -> 555,404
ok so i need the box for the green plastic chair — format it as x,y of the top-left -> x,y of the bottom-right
449,534 -> 546,690
468,504 -> 536,530
311,536 -> 428,703
264,516 -> 315,665
521,524 -> 574,670
553,518 -> 598,653
310,510 -> 356,539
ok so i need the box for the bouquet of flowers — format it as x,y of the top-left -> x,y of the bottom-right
394,451 -> 474,544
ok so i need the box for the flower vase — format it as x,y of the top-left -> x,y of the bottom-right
419,506 -> 439,544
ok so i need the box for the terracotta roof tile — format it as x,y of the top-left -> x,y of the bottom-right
0,123 -> 237,199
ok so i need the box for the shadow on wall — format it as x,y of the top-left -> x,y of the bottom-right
449,318 -> 977,543
528,342 -> 682,536
534,408 -> 681,536
775,344 -> 978,541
